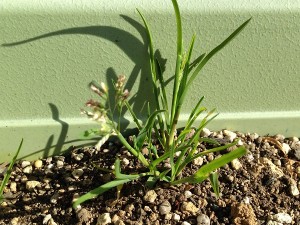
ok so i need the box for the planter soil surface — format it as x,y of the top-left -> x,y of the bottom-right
0,130 -> 299,225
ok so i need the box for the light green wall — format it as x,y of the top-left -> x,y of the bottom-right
1,0 -> 300,162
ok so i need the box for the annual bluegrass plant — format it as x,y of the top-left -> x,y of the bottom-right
73,0 -> 251,208
0,139 -> 23,203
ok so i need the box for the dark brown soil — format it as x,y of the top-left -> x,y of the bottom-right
0,131 -> 299,225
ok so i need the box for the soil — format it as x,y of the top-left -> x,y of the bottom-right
0,130 -> 299,225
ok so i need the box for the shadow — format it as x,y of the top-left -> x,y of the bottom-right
2,18 -> 157,120
2,15 -> 165,157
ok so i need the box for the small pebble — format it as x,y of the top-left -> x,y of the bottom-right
172,213 -> 180,221
274,134 -> 285,141
48,218 -> 58,225
21,161 -> 31,168
197,214 -> 210,225
266,221 -> 283,225
296,166 -> 300,175
23,166 -> 33,174
43,214 -> 52,224
281,143 -> 291,155
159,200 -> 172,215
56,160 -> 64,168
10,217 -> 19,225
143,190 -> 157,203
289,178 -> 299,196
193,157 -> 203,166
201,128 -> 211,137
184,190 -> 193,198
294,148 -> 300,160
237,139 -> 244,146
181,202 -> 199,213
181,222 -> 191,225
223,130 -> 237,142
269,212 -> 293,223
72,152 -> 84,161
97,213 -> 111,225
10,182 -> 17,193
165,213 -> 172,220
122,158 -> 130,166
231,159 -> 242,170
72,169 -> 84,179
26,181 -> 41,190
34,160 -> 43,168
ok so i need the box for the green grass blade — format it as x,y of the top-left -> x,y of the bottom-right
0,139 -> 23,202
172,146 -> 246,185
73,178 -> 132,208
135,110 -> 165,150
124,101 -> 142,130
209,172 -> 220,197
188,53 -> 206,73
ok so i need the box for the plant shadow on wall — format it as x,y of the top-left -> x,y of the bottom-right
2,16 -> 157,157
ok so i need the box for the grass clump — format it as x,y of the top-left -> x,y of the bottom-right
0,139 -> 23,203
74,0 -> 251,208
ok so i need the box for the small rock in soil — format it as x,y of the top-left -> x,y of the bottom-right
159,200 -> 171,215
269,212 -> 293,224
197,214 -> 210,225
96,213 -> 111,225
143,190 -> 157,203
231,202 -> 257,225
181,202 -> 199,214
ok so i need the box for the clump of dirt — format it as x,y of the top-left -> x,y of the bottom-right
0,130 -> 299,225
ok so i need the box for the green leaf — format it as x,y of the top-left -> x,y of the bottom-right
0,139 -> 23,202
73,178 -> 132,208
209,172 -> 220,197
134,110 -> 165,150
171,146 -> 247,185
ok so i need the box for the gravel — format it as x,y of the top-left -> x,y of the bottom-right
0,130 -> 299,224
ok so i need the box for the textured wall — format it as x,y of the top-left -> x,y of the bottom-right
1,0 -> 300,161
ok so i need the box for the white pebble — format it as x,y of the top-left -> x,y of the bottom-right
294,148 -> 300,160
10,182 -> 17,193
122,158 -> 130,166
26,181 -> 41,190
270,212 -> 293,223
281,143 -> 291,155
159,201 -> 172,215
48,218 -> 58,225
296,166 -> 300,175
184,190 -> 193,198
23,166 -> 33,174
193,157 -> 203,166
56,160 -> 64,168
175,151 -> 181,157
237,139 -> 244,146
181,222 -> 191,225
201,128 -> 211,137
34,160 -> 43,168
172,213 -> 180,221
97,213 -> 111,225
289,178 -> 299,196
165,213 -> 172,220
181,202 -> 199,213
73,153 -> 84,161
223,130 -> 237,142
72,169 -> 84,179
21,161 -> 31,168
197,214 -> 210,225
143,190 -> 157,203
231,159 -> 242,170
43,214 -> 52,224
267,221 -> 283,225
